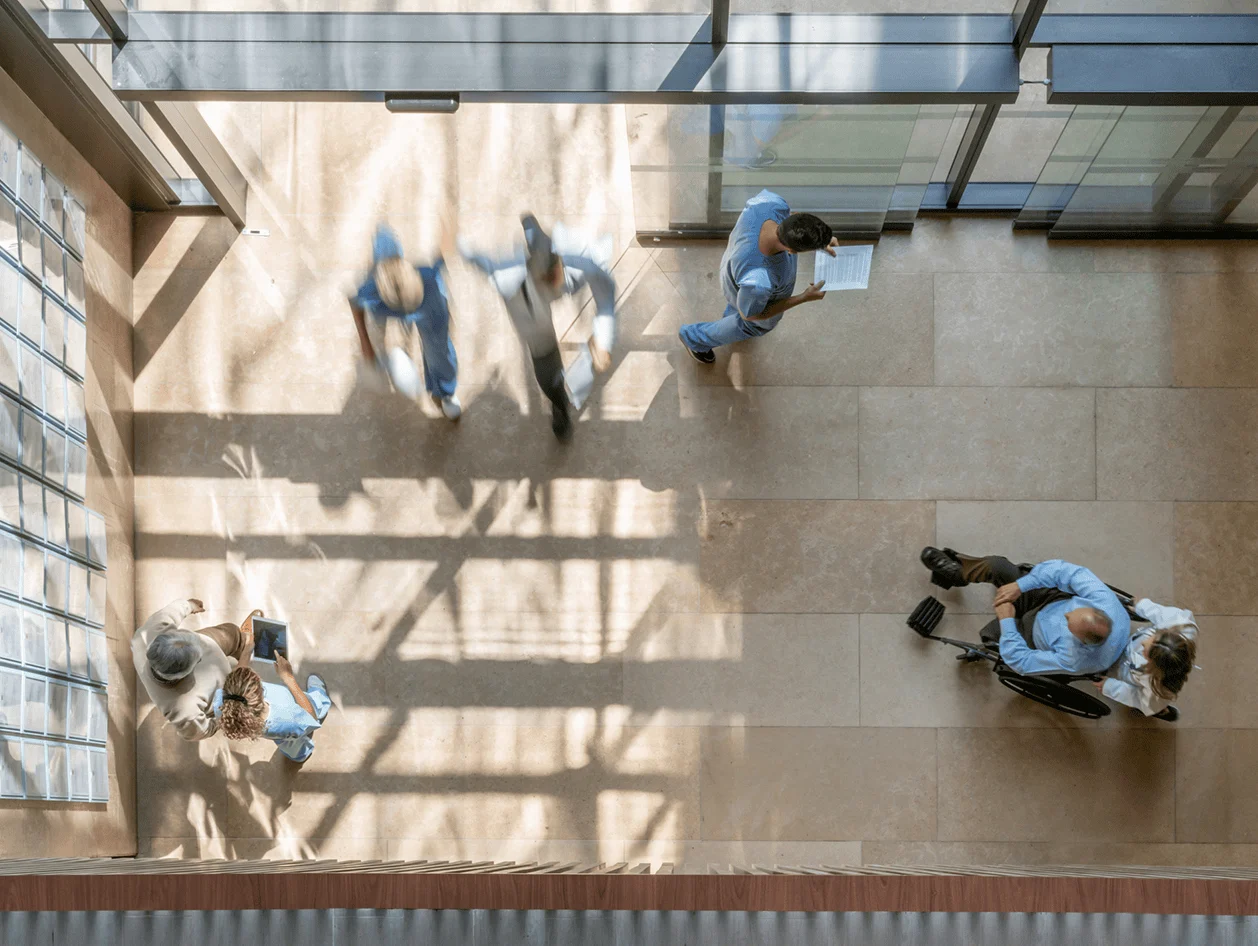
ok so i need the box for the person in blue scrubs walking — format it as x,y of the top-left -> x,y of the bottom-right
679,189 -> 838,364
349,224 -> 462,419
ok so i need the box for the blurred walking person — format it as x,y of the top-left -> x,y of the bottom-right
459,215 -> 617,442
349,223 -> 462,420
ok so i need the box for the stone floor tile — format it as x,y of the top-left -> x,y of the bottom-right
1176,618 -> 1258,728
859,387 -> 1096,500
873,218 -> 1095,274
622,613 -> 859,727
1177,730 -> 1258,843
687,274 -> 935,388
1093,242 -> 1258,274
1175,503 -> 1258,614
935,501 -> 1175,613
936,729 -> 1175,843
934,273 -> 1172,387
859,614 -> 1099,729
699,500 -> 936,613
699,727 -> 937,841
1097,390 -> 1258,500
1171,274 -> 1258,386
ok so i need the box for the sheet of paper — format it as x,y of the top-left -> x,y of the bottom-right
813,244 -> 873,291
565,346 -> 595,411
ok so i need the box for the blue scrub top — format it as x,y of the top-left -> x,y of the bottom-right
720,189 -> 796,320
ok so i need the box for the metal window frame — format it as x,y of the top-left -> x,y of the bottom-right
10,7 -> 1258,233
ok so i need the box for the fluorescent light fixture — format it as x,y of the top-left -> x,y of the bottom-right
385,94 -> 460,113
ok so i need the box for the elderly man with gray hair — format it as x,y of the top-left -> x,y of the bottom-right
131,599 -> 261,740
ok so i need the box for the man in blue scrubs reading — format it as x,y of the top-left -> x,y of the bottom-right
679,189 -> 838,364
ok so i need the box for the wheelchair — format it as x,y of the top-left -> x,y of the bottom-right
906,580 -> 1144,720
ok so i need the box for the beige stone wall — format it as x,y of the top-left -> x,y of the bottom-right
0,65 -> 136,855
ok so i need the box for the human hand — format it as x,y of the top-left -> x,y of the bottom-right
824,236 -> 840,257
189,598 -> 205,614
995,602 -> 1015,621
1092,680 -> 1105,691
994,582 -> 1022,607
589,341 -> 611,373
275,654 -> 295,680
802,280 -> 827,303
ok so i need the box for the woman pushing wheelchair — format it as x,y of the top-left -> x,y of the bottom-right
920,547 -> 1197,721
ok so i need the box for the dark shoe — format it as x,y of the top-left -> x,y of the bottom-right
1152,705 -> 1179,722
680,333 -> 715,364
552,409 -> 574,443
920,546 -> 968,589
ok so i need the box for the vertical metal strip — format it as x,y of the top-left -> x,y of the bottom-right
706,104 -> 726,226
944,104 -> 1000,209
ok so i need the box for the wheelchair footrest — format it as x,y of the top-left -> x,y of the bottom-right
907,596 -> 946,637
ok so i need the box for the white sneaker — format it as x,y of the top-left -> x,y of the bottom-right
439,394 -> 462,420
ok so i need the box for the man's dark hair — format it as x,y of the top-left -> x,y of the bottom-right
777,213 -> 833,253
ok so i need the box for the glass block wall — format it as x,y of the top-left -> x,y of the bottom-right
0,121 -> 109,804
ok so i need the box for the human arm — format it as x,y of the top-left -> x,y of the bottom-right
1017,560 -> 1113,609
348,299 -> 376,361
1100,676 -> 1163,716
172,707 -> 219,741
1134,598 -> 1198,638
994,602 -> 1072,675
137,598 -> 200,638
275,655 -> 316,718
745,281 -> 826,321
563,254 -> 617,369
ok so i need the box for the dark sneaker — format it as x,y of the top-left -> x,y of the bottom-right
1153,705 -> 1179,722
920,546 -> 968,589
680,333 -> 715,364
552,409 -> 574,443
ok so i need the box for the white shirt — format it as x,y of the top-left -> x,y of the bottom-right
131,599 -> 232,740
1101,598 -> 1198,716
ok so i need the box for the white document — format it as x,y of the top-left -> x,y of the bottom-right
813,244 -> 873,291
564,346 -> 595,411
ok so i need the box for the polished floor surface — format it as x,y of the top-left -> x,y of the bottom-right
132,102 -> 1258,868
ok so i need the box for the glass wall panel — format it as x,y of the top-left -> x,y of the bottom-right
971,49 -> 1073,184
632,105 -> 960,234
1046,0 -> 1258,10
1022,106 -> 1258,232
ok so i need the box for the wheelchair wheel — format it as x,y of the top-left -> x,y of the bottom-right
996,670 -> 1111,719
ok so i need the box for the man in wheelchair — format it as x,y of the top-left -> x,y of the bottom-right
920,548 -> 1130,677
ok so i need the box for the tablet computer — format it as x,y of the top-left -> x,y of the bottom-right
251,617 -> 288,663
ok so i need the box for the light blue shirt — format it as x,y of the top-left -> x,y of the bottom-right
721,189 -> 795,325
212,681 -> 324,762
998,559 -> 1131,676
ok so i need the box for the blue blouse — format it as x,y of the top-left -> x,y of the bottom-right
212,681 -> 322,757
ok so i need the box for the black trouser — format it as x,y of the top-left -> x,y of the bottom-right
953,553 -> 1069,649
531,348 -> 570,423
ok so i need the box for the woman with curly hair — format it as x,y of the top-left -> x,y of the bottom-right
213,650 -> 330,763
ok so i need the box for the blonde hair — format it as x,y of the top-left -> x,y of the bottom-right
220,667 -> 267,740
1135,625 -> 1197,701
373,257 -> 424,313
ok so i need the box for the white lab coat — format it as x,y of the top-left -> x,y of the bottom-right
1101,598 -> 1198,717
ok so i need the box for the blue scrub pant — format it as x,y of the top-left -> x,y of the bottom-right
412,318 -> 459,399
373,315 -> 459,399
680,304 -> 781,353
